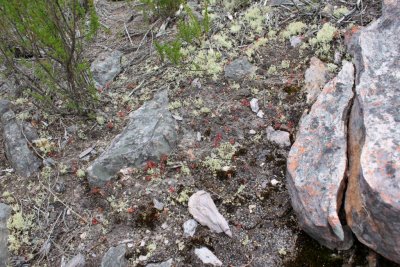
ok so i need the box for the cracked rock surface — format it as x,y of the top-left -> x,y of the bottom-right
287,61 -> 355,250
345,0 -> 400,263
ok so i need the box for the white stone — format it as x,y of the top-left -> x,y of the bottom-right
194,247 -> 222,266
183,219 -> 198,237
250,98 -> 259,113
266,126 -> 290,147
188,190 -> 232,237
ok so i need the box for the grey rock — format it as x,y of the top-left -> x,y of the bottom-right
287,61 -> 355,250
146,259 -> 173,267
183,219 -> 198,237
0,203 -> 11,267
87,90 -> 178,187
1,110 -> 41,177
91,50 -> 123,88
224,57 -> 256,80
64,253 -> 85,267
188,190 -> 232,237
21,122 -> 39,142
153,199 -> 164,211
194,247 -> 222,266
345,2 -> 400,263
0,100 -> 12,115
101,244 -> 127,267
290,36 -> 302,47
304,57 -> 329,104
66,125 -> 79,134
43,158 -> 57,167
266,126 -> 290,147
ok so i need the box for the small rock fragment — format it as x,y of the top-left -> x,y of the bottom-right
146,259 -> 173,267
256,110 -> 264,118
250,98 -> 259,113
183,219 -> 198,237
290,36 -> 302,47
188,190 -> 232,237
191,78 -> 201,89
304,57 -> 329,104
153,199 -> 164,211
270,179 -> 279,186
266,126 -> 290,147
194,247 -> 222,266
249,129 -> 256,135
100,244 -> 128,267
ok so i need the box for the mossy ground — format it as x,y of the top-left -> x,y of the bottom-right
0,0 -> 389,266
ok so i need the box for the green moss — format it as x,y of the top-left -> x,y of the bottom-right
281,21 -> 307,39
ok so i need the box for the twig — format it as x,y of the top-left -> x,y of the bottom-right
124,23 -> 134,47
136,19 -> 161,53
37,174 -> 88,224
128,80 -> 145,97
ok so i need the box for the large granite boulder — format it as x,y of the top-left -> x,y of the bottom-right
0,203 -> 11,267
1,100 -> 41,177
87,90 -> 178,187
287,61 -> 354,250
91,50 -> 123,89
345,0 -> 400,263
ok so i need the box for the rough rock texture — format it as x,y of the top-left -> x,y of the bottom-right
183,219 -> 198,237
224,57 -> 256,80
188,190 -> 232,237
194,247 -> 222,266
304,57 -> 329,104
146,259 -> 173,267
1,103 -> 41,177
287,61 -> 355,250
100,244 -> 128,267
91,50 -> 123,88
266,126 -> 291,147
87,90 -> 178,187
0,203 -> 11,267
345,1 -> 400,263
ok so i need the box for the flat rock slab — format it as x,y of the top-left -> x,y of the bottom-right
91,50 -> 122,89
287,61 -> 354,250
1,102 -> 41,177
87,90 -> 178,187
0,203 -> 11,267
345,1 -> 400,263
224,57 -> 256,80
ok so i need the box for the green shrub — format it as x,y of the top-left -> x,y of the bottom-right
140,0 -> 185,18
0,0 -> 99,115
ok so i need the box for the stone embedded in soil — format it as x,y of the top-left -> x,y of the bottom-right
1,107 -> 41,178
64,253 -> 85,267
250,98 -> 259,113
188,190 -> 232,237
183,219 -> 198,237
286,61 -> 355,250
100,244 -> 128,267
146,259 -> 173,267
224,57 -> 256,80
91,50 -> 123,89
194,247 -> 222,267
266,126 -> 291,147
87,90 -> 178,187
345,2 -> 400,263
0,203 -> 11,267
304,57 -> 329,104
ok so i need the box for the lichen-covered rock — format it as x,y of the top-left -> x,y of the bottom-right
188,190 -> 232,237
87,90 -> 177,187
345,1 -> 400,263
0,203 -> 11,267
1,108 -> 41,177
286,61 -> 355,250
91,50 -> 122,89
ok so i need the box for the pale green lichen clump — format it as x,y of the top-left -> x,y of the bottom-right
310,23 -> 337,45
333,6 -> 349,18
7,210 -> 34,253
192,49 -> 224,80
281,21 -> 307,39
244,6 -> 270,33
